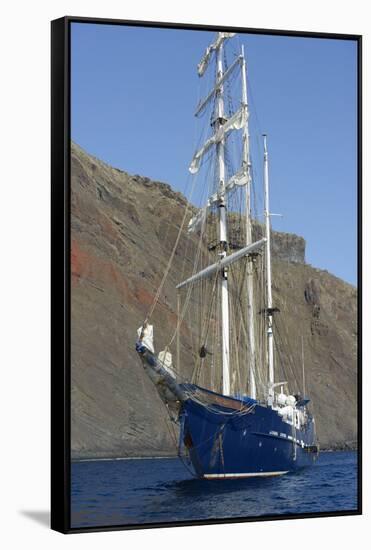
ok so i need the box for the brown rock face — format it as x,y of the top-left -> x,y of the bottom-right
70,142 -> 358,458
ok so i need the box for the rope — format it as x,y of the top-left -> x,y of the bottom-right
146,203 -> 191,322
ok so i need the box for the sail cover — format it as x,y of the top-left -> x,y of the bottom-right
189,107 -> 248,174
137,324 -> 154,353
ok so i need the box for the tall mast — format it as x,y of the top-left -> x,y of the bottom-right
241,46 -> 256,399
263,134 -> 274,398
215,39 -> 230,396
190,32 -> 250,396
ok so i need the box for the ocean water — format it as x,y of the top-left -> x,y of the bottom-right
71,451 -> 358,529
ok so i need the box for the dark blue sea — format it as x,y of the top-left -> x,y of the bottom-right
71,451 -> 358,528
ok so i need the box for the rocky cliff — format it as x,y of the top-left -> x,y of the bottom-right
70,142 -> 358,459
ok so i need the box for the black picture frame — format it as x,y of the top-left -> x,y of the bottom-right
51,15 -> 362,534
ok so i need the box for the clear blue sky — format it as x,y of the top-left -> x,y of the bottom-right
71,23 -> 358,286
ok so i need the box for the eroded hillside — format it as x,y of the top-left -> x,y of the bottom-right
70,142 -> 357,458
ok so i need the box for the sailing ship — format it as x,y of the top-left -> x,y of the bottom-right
136,32 -> 319,478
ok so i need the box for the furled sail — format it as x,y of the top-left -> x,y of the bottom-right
189,107 -> 248,174
195,55 -> 243,116
197,32 -> 236,77
225,168 -> 249,192
187,168 -> 249,233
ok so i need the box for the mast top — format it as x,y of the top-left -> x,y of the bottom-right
197,32 -> 236,76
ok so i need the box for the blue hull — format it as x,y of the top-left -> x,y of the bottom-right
179,385 -> 318,478
135,346 -> 318,479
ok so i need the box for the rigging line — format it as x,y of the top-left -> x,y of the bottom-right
272,322 -> 288,386
167,206 -> 213,350
229,262 -> 247,393
273,315 -> 299,392
279,308 -> 302,380
158,159 -> 198,253
256,256 -> 267,394
237,257 -> 252,390
191,272 -> 219,385
196,295 -> 205,385
230,259 -> 254,393
169,141 -> 225,352
247,78 -> 264,144
273,316 -> 288,381
251,137 -> 263,216
146,194 -> 194,322
200,269 -> 219,344
210,278 -> 218,390
273,297 -> 299,379
252,263 -> 261,395
257,258 -> 267,394
172,161 -> 214,318
177,157 -> 214,290
145,109 -> 208,323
